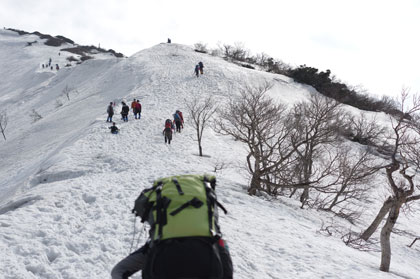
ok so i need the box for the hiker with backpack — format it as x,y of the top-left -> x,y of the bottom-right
198,61 -> 204,74
131,99 -> 137,118
176,110 -> 184,129
134,100 -> 142,120
173,111 -> 182,133
109,122 -> 119,134
111,174 -> 233,279
194,64 -> 200,77
121,102 -> 129,122
107,102 -> 114,122
163,119 -> 173,144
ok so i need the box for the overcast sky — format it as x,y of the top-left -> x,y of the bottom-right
1,0 -> 419,97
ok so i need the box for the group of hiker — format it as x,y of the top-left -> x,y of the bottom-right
106,101 -> 186,145
163,110 -> 184,144
41,57 -> 60,71
194,61 -> 204,77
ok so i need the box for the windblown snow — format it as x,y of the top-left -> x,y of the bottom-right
0,29 -> 419,279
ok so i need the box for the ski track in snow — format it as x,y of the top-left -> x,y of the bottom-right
0,31 -> 419,279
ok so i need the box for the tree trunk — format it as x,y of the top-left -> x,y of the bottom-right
248,170 -> 261,195
198,144 -> 203,157
289,188 -> 298,198
380,202 -> 401,272
299,187 -> 309,209
361,197 -> 393,241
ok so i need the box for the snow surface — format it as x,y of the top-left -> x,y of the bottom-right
0,29 -> 419,279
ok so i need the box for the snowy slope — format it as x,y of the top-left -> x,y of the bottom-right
0,30 -> 419,279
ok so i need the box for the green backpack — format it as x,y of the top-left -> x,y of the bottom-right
132,174 -> 227,242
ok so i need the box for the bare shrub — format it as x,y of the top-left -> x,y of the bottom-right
30,109 -> 42,123
194,42 -> 208,53
63,85 -> 73,101
345,113 -> 387,146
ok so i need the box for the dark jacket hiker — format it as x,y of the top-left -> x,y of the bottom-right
109,122 -> 119,134
121,102 -> 129,122
107,102 -> 114,122
111,175 -> 233,279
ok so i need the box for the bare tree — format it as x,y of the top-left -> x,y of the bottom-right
0,111 -> 8,140
216,84 -> 284,194
286,94 -> 346,207
360,90 -> 420,272
186,96 -> 217,157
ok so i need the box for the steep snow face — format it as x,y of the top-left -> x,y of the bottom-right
0,31 -> 419,279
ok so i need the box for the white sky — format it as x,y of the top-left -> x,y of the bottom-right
1,0 -> 419,97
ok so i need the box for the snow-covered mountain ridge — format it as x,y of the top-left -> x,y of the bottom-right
0,29 -> 419,279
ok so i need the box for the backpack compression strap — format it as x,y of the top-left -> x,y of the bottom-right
155,183 -> 171,240
172,178 -> 184,195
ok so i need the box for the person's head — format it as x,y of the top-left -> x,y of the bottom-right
110,102 -> 112,105
122,102 -> 125,105
137,100 -> 140,102
133,98 -> 135,101
112,122 -> 116,126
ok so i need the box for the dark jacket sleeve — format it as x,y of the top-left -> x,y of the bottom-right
218,243 -> 233,279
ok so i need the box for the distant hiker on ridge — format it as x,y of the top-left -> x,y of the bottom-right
194,64 -> 200,77
109,122 -> 119,134
121,102 -> 129,122
198,61 -> 204,74
167,38 -> 171,43
107,102 -> 114,122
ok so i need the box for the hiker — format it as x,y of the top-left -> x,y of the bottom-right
56,64 -> 59,70
121,102 -> 129,122
48,58 -> 51,66
198,61 -> 204,74
163,119 -> 173,144
111,175 -> 233,279
194,64 -> 200,77
135,100 -> 142,120
109,122 -> 119,134
107,102 -> 114,122
167,38 -> 171,43
173,111 -> 182,133
42,64 -> 44,69
131,99 -> 137,118
176,110 -> 184,129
